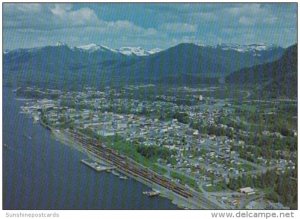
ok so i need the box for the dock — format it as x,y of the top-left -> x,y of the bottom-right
81,159 -> 115,172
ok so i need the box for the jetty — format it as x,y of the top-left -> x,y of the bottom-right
81,159 -> 115,172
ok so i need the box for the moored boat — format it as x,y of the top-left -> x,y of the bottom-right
143,190 -> 160,197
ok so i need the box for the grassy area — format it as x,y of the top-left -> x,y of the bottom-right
240,164 -> 256,171
152,164 -> 168,175
79,130 -> 170,175
264,187 -> 280,203
204,182 -> 227,192
236,104 -> 257,113
170,171 -> 198,190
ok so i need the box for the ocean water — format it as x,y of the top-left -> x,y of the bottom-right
2,87 -> 179,210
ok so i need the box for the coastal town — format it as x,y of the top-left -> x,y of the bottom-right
16,84 -> 297,209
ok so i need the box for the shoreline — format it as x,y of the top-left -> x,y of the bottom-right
51,128 -> 220,209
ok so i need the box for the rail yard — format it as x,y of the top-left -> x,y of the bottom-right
63,129 -> 222,209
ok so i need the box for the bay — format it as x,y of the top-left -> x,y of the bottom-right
2,86 -> 179,210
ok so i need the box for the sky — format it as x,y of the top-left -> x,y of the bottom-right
3,3 -> 298,50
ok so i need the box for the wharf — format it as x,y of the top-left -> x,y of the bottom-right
81,159 -> 116,172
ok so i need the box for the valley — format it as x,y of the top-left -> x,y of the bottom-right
15,83 -> 297,209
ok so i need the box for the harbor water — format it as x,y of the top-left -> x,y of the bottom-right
2,86 -> 179,210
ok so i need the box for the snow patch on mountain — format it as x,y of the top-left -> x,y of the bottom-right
148,48 -> 162,54
76,43 -> 118,53
56,41 -> 68,47
217,43 -> 278,53
118,47 -> 155,56
194,43 -> 279,53
75,44 -> 161,56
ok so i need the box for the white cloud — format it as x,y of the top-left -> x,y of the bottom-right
198,12 -> 218,21
106,20 -> 145,33
50,4 -> 100,27
3,3 -> 297,50
160,23 -> 197,33
238,16 -> 256,26
224,4 -> 278,26
263,16 -> 278,24
6,3 -> 43,13
224,4 -> 262,16
3,3 -> 159,38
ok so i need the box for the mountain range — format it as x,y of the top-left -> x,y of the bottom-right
3,42 -> 296,98
5,42 -> 162,57
226,44 -> 297,98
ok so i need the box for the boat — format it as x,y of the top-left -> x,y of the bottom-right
112,170 -> 120,177
23,134 -> 32,140
143,190 -> 160,197
119,175 -> 128,180
33,115 -> 40,123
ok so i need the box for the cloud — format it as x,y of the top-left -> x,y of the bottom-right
160,22 -> 197,33
224,4 -> 262,16
3,3 -> 164,50
223,4 -> 279,26
238,16 -> 256,26
3,3 -> 157,34
197,12 -> 218,21
4,3 -> 100,29
105,20 -> 149,34
263,16 -> 278,24
50,4 -> 99,26
2,3 -> 297,50
5,3 -> 43,13
148,4 -> 282,28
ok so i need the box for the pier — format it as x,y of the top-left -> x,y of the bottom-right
81,159 -> 116,172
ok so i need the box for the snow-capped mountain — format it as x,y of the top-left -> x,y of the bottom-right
3,42 -> 281,58
73,42 -> 277,56
148,48 -> 163,55
4,42 -> 163,58
195,43 -> 281,57
76,43 -> 118,53
74,44 -> 162,56
217,43 -> 279,53
4,41 -> 288,88
225,44 -> 297,99
117,47 -> 162,56
56,41 -> 68,47
196,43 -> 278,52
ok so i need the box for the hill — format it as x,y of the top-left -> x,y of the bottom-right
3,42 -> 285,88
226,44 -> 297,98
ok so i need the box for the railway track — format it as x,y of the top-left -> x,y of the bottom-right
65,129 -> 223,209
